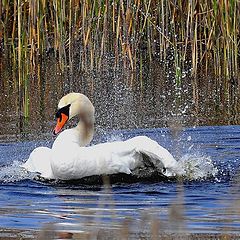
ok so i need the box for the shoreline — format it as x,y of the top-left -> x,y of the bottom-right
1,228 -> 240,240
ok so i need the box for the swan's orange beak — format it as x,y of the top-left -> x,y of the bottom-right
53,113 -> 69,135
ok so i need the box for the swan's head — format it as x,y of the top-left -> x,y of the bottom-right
53,93 -> 95,135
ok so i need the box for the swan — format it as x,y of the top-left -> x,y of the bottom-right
23,93 -> 182,180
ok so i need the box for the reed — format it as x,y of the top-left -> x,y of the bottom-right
0,1 -> 240,117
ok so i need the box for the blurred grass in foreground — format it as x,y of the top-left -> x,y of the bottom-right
36,180 -> 240,239
37,170 -> 240,240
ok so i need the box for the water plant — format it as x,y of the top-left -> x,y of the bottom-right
0,0 -> 239,119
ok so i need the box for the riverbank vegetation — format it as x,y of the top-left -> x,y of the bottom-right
0,0 -> 239,123
1,0 -> 239,75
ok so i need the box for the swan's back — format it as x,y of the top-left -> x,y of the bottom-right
50,136 -> 180,180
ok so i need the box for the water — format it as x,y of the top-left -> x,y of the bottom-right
0,125 -> 239,237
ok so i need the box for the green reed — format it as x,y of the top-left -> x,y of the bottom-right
0,0 -> 240,117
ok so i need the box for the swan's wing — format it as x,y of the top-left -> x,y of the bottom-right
125,136 -> 184,176
48,136 -> 184,180
77,137 -> 182,178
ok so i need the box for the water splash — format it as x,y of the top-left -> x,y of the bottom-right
0,154 -> 218,184
0,160 -> 36,183
178,154 -> 218,181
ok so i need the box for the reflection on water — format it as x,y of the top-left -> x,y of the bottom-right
0,57 -> 239,142
0,126 -> 239,237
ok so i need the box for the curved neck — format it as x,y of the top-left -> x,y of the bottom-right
75,118 -> 94,147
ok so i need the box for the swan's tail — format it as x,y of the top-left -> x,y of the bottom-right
22,147 -> 54,179
126,136 -> 184,177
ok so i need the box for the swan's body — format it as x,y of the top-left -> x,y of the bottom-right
23,93 -> 182,180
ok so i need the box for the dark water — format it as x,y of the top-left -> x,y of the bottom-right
0,125 -> 239,236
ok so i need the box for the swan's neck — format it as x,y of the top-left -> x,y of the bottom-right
75,119 -> 94,147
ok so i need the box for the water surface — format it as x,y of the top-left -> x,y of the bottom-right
0,125 -> 239,238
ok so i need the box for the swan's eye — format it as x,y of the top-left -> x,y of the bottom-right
56,112 -> 62,122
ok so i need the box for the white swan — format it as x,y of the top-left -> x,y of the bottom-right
23,93 -> 182,180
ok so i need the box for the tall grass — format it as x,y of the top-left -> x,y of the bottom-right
0,0 -> 239,117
